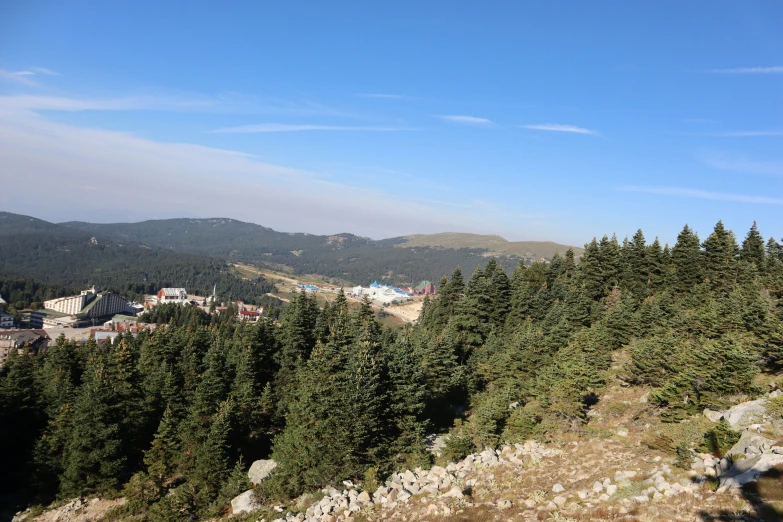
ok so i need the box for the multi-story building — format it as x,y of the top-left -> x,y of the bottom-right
44,286 -> 98,315
40,287 -> 134,327
157,288 -> 189,304
0,329 -> 50,367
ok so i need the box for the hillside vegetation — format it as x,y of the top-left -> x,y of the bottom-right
399,232 -> 582,259
1,220 -> 781,521
59,218 -> 558,286
0,212 -> 275,304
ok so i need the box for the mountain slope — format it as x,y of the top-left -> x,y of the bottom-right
0,212 -> 275,303
60,218 -> 577,286
398,232 -> 583,259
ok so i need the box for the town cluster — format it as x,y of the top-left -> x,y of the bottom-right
0,285 -> 263,366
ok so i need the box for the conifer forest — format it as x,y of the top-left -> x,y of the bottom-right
1,221 -> 782,520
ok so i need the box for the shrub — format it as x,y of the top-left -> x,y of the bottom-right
674,442 -> 692,469
699,420 -> 741,457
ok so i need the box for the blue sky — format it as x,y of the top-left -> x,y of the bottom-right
1,1 -> 781,246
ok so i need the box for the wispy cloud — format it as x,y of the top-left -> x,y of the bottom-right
520,124 -> 599,135
0,93 -> 367,118
436,115 -> 493,126
620,185 -> 783,205
357,93 -> 408,99
13,71 -> 35,76
703,66 -> 783,74
0,105 -> 527,238
211,123 -> 415,133
0,69 -> 40,87
31,67 -> 59,76
700,152 -> 783,177
701,130 -> 783,137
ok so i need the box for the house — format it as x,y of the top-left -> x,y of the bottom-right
414,281 -> 437,295
0,329 -> 50,367
238,309 -> 261,322
157,288 -> 189,304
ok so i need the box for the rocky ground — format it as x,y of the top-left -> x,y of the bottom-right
13,387 -> 783,522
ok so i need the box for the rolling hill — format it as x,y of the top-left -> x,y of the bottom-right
0,212 -> 276,304
398,232 -> 582,259
59,217 -> 581,286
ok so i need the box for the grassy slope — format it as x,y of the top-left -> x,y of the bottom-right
399,232 -> 584,259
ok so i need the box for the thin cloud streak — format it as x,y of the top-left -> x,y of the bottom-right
0,69 -> 40,87
620,186 -> 783,205
436,115 -> 493,126
357,93 -> 407,99
704,131 -> 783,137
31,67 -> 59,76
211,123 -> 415,133
521,124 -> 599,135
700,152 -> 783,177
703,66 -> 783,74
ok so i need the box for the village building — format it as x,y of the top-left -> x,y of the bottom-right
0,295 -> 13,329
157,288 -> 189,304
350,281 -> 411,305
0,329 -> 50,367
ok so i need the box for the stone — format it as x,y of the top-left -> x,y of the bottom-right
633,495 -> 650,503
592,481 -> 604,493
727,431 -> 774,457
599,493 -> 610,501
720,454 -> 783,489
497,499 -> 513,509
442,486 -> 464,499
524,498 -> 537,508
722,399 -> 768,429
616,428 -> 629,437
770,389 -> 782,399
425,434 -> 448,457
553,495 -> 567,508
248,459 -> 277,485
552,483 -> 565,493
231,490 -> 262,514
357,491 -> 371,504
606,484 -> 618,496
704,409 -> 723,423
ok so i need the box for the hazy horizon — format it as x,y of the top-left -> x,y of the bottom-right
1,2 -> 781,245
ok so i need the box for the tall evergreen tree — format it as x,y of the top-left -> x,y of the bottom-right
671,225 -> 702,291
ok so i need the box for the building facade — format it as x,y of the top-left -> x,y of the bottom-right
157,288 -> 189,304
0,329 -> 50,367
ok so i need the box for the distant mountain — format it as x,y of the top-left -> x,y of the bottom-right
398,232 -> 582,259
0,212 -> 275,304
59,217 -> 579,286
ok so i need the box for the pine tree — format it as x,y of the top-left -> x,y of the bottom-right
740,221 -> 766,273
672,225 -> 702,291
702,220 -> 739,290
60,351 -> 128,496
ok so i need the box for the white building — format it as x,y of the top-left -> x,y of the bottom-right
41,287 -> 134,325
44,286 -> 98,315
350,281 -> 410,305
157,288 -> 189,304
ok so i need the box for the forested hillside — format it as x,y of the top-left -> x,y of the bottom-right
1,221 -> 781,520
60,217 -> 576,286
0,213 -> 275,304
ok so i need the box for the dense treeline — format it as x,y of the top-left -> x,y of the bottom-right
0,278 -> 77,312
1,221 -> 781,520
61,216 -> 527,286
0,213 -> 276,305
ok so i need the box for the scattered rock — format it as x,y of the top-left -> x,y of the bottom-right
232,490 -> 263,514
552,483 -> 565,493
248,459 -> 278,485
